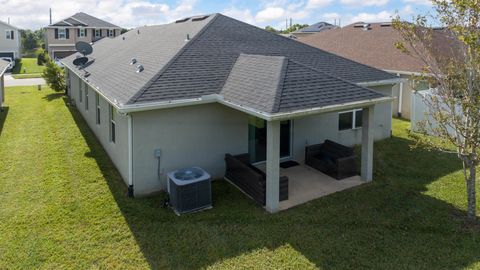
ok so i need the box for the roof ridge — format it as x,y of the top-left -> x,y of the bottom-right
288,58 -> 386,95
271,57 -> 288,113
126,13 -> 220,104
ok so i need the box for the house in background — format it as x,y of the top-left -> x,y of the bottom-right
0,20 -> 21,59
0,59 -> 8,110
45,12 -> 121,59
298,22 -> 450,120
62,14 -> 400,213
291,22 -> 338,38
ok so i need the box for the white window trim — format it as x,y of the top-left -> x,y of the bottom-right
107,29 -> 114,37
339,109 -> 363,131
79,28 -> 86,38
96,93 -> 101,125
5,30 -> 12,40
95,29 -> 101,37
58,28 -> 67,40
109,105 -> 116,143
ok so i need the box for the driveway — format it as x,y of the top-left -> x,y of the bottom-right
4,74 -> 46,87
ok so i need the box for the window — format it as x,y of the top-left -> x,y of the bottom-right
110,105 -> 116,143
95,29 -> 101,37
79,79 -> 83,103
339,109 -> 363,131
96,93 -> 100,125
5,30 -> 13,40
58,28 -> 67,39
79,28 -> 86,37
85,84 -> 89,111
107,29 -> 114,37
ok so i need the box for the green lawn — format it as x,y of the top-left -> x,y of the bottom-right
11,58 -> 45,78
0,86 -> 479,269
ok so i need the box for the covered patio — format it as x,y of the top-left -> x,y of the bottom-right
256,163 -> 364,211
260,105 -> 375,213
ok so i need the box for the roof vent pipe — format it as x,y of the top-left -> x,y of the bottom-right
185,34 -> 190,42
136,65 -> 144,73
130,58 -> 137,65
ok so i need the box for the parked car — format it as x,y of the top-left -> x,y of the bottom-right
0,57 -> 14,71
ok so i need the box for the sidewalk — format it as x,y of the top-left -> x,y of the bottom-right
4,74 -> 46,87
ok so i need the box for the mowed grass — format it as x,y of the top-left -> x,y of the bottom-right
0,86 -> 479,269
11,58 -> 45,77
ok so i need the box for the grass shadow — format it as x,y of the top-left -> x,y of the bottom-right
42,92 -> 64,102
62,97 -> 480,269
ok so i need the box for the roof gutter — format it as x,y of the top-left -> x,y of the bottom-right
357,77 -> 406,87
383,69 -> 433,77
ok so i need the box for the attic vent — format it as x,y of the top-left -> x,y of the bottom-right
380,23 -> 392,27
354,23 -> 371,31
130,58 -> 137,65
175,17 -> 190,23
192,15 -> 209,22
136,65 -> 144,73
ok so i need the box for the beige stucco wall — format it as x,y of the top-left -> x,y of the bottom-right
292,84 -> 394,162
131,103 -> 250,196
46,28 -> 120,57
0,23 -> 20,58
67,70 -> 129,183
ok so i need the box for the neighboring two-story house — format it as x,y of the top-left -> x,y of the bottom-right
45,12 -> 121,59
0,20 -> 21,59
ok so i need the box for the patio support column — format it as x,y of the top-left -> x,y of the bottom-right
266,120 -> 280,213
361,105 -> 375,182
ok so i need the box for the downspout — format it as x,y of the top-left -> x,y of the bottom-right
397,73 -> 403,118
127,113 -> 134,197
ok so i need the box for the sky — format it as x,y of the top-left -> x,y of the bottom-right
0,0 -> 434,30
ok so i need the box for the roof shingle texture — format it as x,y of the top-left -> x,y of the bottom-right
294,22 -> 338,33
299,23 -> 460,74
51,12 -> 119,28
63,14 -> 394,112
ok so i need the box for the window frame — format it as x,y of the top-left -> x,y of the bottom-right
338,109 -> 363,131
95,29 -> 101,37
96,92 -> 101,125
107,29 -> 114,37
58,28 -> 67,39
109,104 -> 116,143
84,83 -> 89,111
5,30 -> 12,40
79,28 -> 86,38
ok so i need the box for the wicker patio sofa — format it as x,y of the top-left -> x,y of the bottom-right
305,140 -> 357,180
224,153 -> 288,205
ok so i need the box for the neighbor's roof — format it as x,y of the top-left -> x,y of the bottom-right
63,14 -> 396,114
299,22 -> 459,74
49,12 -> 119,28
0,59 -> 9,75
293,22 -> 338,33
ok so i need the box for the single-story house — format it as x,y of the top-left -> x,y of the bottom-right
62,14 -> 400,213
0,59 -> 8,109
0,20 -> 21,59
298,22 -> 455,120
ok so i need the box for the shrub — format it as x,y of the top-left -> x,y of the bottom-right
42,56 -> 65,92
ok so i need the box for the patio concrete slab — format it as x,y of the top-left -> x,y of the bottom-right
257,163 -> 364,210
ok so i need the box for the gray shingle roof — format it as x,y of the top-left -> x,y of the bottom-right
220,54 -> 383,113
294,22 -> 338,33
63,13 -> 396,113
51,12 -> 119,28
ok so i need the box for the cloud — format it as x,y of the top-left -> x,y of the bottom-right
346,11 -> 392,24
223,7 -> 255,24
0,0 -> 199,29
306,0 -> 332,9
340,0 -> 389,7
255,7 -> 285,22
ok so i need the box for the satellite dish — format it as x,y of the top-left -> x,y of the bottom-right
75,41 -> 93,56
73,57 -> 89,66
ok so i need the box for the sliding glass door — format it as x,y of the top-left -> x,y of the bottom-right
248,117 -> 291,163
